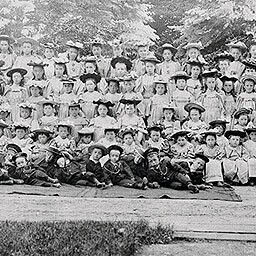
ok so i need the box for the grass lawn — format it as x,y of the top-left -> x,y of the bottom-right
0,220 -> 173,256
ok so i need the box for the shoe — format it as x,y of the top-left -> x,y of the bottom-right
142,177 -> 148,190
187,183 -> 199,193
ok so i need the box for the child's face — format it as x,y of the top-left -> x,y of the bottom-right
68,47 -> 78,60
155,83 -> 166,95
58,126 -> 69,139
69,106 -> 80,117
244,80 -> 254,93
105,131 -> 115,141
85,62 -> 96,74
176,79 -> 186,90
190,109 -> 200,122
81,134 -> 92,144
219,60 -> 229,72
123,133 -> 134,145
55,64 -> 65,77
191,66 -> 201,78
12,72 -> 22,84
6,150 -> 16,161
125,104 -> 135,115
192,158 -> 205,170
38,134 -> 48,144
86,79 -> 96,92
15,156 -> 27,168
223,81 -> 234,93
125,80 -> 135,92
108,81 -> 118,94
15,128 -> 26,139
22,42 -> 32,55
98,104 -> 108,117
115,63 -> 127,77
238,115 -> 248,126
215,125 -> 224,136
206,77 -> 216,91
205,135 -> 216,147
147,154 -> 160,169
162,49 -> 173,61
92,46 -> 102,57
163,109 -> 174,120
30,86 -> 40,97
138,46 -> 148,59
43,105 -> 54,116
109,149 -> 120,163
229,135 -> 240,147
0,40 -> 9,52
63,83 -> 73,93
187,48 -> 199,60
33,66 -> 44,80
230,48 -> 241,61
44,48 -> 54,59
177,136 -> 187,147
20,107 -> 31,119
249,132 -> 256,142
145,62 -> 155,74
150,130 -> 161,142
250,45 -> 256,59
91,148 -> 103,161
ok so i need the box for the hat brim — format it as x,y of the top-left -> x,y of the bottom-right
93,100 -> 114,108
240,75 -> 256,84
209,120 -> 229,127
141,58 -> 161,64
160,45 -> 178,54
119,99 -> 141,105
88,144 -> 107,156
7,68 -> 27,77
80,73 -> 101,84
0,35 -> 15,44
234,109 -> 251,119
171,131 -> 190,139
110,57 -> 132,71
225,130 -> 247,138
17,37 -> 38,46
184,103 -> 205,113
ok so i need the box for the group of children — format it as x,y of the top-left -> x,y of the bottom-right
0,35 -> 256,191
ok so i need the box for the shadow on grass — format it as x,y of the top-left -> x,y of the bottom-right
0,220 -> 173,256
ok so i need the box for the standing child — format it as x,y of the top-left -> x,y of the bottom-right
18,102 -> 39,130
4,68 -> 28,122
223,130 -> 249,184
172,71 -> 194,120
79,73 -> 102,119
147,79 -> 169,126
89,99 -> 117,142
66,41 -> 84,78
220,75 -> 237,122
199,69 -> 225,124
27,82 -> 45,104
182,103 -> 207,133
42,43 -> 56,79
215,52 -> 234,76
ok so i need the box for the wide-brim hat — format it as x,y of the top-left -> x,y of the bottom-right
104,126 -> 119,134
214,52 -> 234,62
69,101 -> 81,109
141,56 -> 161,64
41,42 -> 56,49
220,75 -> 238,83
77,127 -> 94,136
12,152 -> 28,163
242,58 -> 256,69
171,71 -> 191,80
93,99 -> 114,108
84,56 -> 97,63
88,144 -> 107,156
147,125 -> 163,133
234,108 -> 251,119
66,40 -> 83,49
119,127 -> 136,138
17,37 -> 38,46
6,143 -> 22,153
240,74 -> 256,84
53,57 -> 69,65
32,128 -> 53,136
200,129 -> 218,137
162,102 -> 177,112
7,68 -> 27,77
0,120 -> 8,129
12,122 -> 29,130
143,147 -> 159,158
111,57 -> 132,71
38,100 -> 59,107
159,43 -> 178,54
0,35 -> 15,44
28,81 -> 44,88
209,120 -> 229,128
27,61 -> 49,67
183,42 -> 203,51
107,144 -> 123,155
226,41 -> 247,50
186,60 -> 205,67
225,130 -> 247,138
184,103 -> 205,113
171,130 -> 190,140
61,77 -> 76,86
194,153 -> 209,163
245,127 -> 256,134
57,121 -> 74,131
119,98 -> 141,106
80,73 -> 101,84
202,69 -> 221,78
106,77 -> 120,85
119,75 -> 136,82
19,102 -> 35,110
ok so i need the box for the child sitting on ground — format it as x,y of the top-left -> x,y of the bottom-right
103,145 -> 147,189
